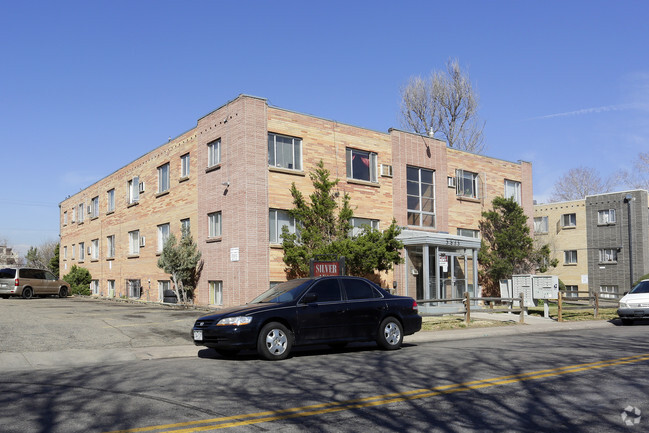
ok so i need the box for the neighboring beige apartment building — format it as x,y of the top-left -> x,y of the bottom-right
60,94 -> 533,310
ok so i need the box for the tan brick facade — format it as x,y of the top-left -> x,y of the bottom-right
60,94 -> 533,308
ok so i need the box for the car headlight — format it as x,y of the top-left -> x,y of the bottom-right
217,316 -> 253,326
619,302 -> 628,308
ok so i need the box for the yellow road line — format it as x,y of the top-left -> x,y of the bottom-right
103,352 -> 649,433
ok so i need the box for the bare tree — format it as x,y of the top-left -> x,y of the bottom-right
399,58 -> 485,153
549,167 -> 613,202
25,240 -> 59,270
617,152 -> 649,190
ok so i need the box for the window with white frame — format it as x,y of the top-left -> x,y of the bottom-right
64,211 -> 68,226
268,133 -> 302,171
598,209 -> 616,224
350,217 -> 379,237
91,239 -> 99,260
79,242 -> 85,261
107,280 -> 115,297
127,279 -> 141,298
534,216 -> 549,233
457,228 -> 480,238
90,196 -> 99,218
407,166 -> 436,228
346,148 -> 377,182
107,189 -> 115,213
129,230 -> 140,255
71,207 -> 76,223
181,218 -> 190,236
599,285 -> 618,299
63,246 -> 67,260
208,212 -> 222,238
599,248 -> 618,263
456,169 -> 479,199
565,285 -> 579,298
158,281 -> 170,302
564,250 -> 577,264
181,153 -> 190,178
504,180 -> 521,205
71,244 -> 75,259
78,203 -> 85,223
561,213 -> 576,227
91,280 -> 99,295
269,209 -> 298,244
207,139 -> 221,167
157,223 -> 170,252
127,176 -> 140,204
107,235 -> 115,258
158,163 -> 170,193
209,280 -> 223,305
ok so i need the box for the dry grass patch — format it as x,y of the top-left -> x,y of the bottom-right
421,315 -> 516,331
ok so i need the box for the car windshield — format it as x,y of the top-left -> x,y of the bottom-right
630,281 -> 649,294
249,279 -> 313,304
0,268 -> 16,278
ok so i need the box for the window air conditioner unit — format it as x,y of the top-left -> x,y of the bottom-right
139,236 -> 146,247
380,164 -> 393,177
447,176 -> 456,188
139,182 -> 145,193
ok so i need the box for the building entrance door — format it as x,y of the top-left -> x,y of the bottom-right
439,253 -> 468,299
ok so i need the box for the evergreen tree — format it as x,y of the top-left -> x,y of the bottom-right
479,196 -> 557,295
157,227 -> 202,304
49,243 -> 60,277
63,265 -> 92,295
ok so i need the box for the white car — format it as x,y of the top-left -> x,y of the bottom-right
618,280 -> 649,325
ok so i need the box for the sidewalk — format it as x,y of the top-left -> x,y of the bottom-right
0,313 -> 617,372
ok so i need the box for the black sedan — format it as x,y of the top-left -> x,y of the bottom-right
192,276 -> 422,360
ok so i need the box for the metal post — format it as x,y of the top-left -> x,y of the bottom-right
464,291 -> 471,325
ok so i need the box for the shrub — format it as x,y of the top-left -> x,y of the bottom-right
63,265 -> 92,295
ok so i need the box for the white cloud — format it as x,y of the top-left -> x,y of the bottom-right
531,103 -> 648,120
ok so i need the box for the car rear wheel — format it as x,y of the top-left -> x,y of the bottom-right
58,287 -> 68,298
377,317 -> 403,350
22,287 -> 33,299
257,322 -> 292,361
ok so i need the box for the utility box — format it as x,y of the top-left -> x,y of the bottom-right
531,275 -> 559,300
511,274 -> 536,307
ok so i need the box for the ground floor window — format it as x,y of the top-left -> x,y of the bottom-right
599,285 -> 618,299
91,280 -> 99,295
158,281 -> 170,302
564,285 -> 579,298
127,279 -> 141,298
107,280 -> 115,298
209,281 -> 223,305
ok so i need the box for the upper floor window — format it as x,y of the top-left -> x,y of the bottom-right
90,196 -> 99,218
599,248 -> 618,263
127,176 -> 140,204
561,213 -> 576,228
268,133 -> 302,171
78,203 -> 85,223
269,209 -> 298,244
79,242 -> 85,261
158,163 -> 170,193
504,180 -> 521,205
63,211 -> 68,226
181,153 -> 190,178
128,230 -> 140,255
207,139 -> 221,167
350,217 -> 379,237
107,235 -> 115,258
157,223 -> 170,252
346,148 -> 377,182
407,166 -> 435,228
71,207 -> 76,223
457,228 -> 480,238
63,245 -> 68,260
181,218 -> 191,236
534,216 -> 549,234
107,189 -> 115,213
598,209 -> 616,225
456,169 -> 479,199
564,250 -> 577,264
208,211 -> 222,238
91,239 -> 99,260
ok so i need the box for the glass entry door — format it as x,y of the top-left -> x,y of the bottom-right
439,253 -> 468,300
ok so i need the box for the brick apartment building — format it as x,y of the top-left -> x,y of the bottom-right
59,94 -> 533,310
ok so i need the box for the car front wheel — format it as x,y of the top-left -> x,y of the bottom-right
257,322 -> 292,361
377,317 -> 403,350
58,287 -> 68,298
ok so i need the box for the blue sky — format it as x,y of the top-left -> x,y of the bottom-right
2,0 -> 648,255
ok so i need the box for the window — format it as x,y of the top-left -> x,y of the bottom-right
128,176 -> 140,204
598,209 -> 616,224
90,196 -> 99,218
305,279 -> 342,303
63,246 -> 68,260
158,163 -> 170,193
208,212 -> 222,238
127,279 -> 141,298
63,211 -> 68,226
599,248 -> 618,263
341,278 -> 381,300
407,166 -> 436,228
346,148 -> 377,182
91,280 -> 99,295
71,244 -> 75,259
457,228 -> 480,238
107,189 -> 115,213
561,213 -> 576,227
181,153 -> 190,178
534,216 -> 549,233
107,280 -> 115,297
91,239 -> 99,260
209,281 -> 223,305
564,250 -> 577,264
157,223 -> 170,252
159,281 -> 170,302
181,218 -> 191,236
600,285 -> 618,299
565,285 -> 579,299
269,209 -> 297,244
78,203 -> 85,223
129,230 -> 140,255
268,133 -> 302,171
79,242 -> 85,261
456,169 -> 479,199
71,207 -> 76,223
504,180 -> 521,205
350,218 -> 379,237
207,139 -> 221,167
107,235 -> 115,258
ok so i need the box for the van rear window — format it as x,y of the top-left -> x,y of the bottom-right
0,268 -> 16,278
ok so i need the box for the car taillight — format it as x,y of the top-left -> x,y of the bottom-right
15,278 -> 19,286
412,301 -> 418,312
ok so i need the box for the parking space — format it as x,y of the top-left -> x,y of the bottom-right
0,297 -> 206,353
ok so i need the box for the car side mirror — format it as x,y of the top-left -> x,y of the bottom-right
623,291 -> 629,296
301,293 -> 318,304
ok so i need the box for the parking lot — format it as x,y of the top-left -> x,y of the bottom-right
0,296 -> 206,354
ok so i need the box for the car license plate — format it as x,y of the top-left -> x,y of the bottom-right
193,330 -> 203,341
